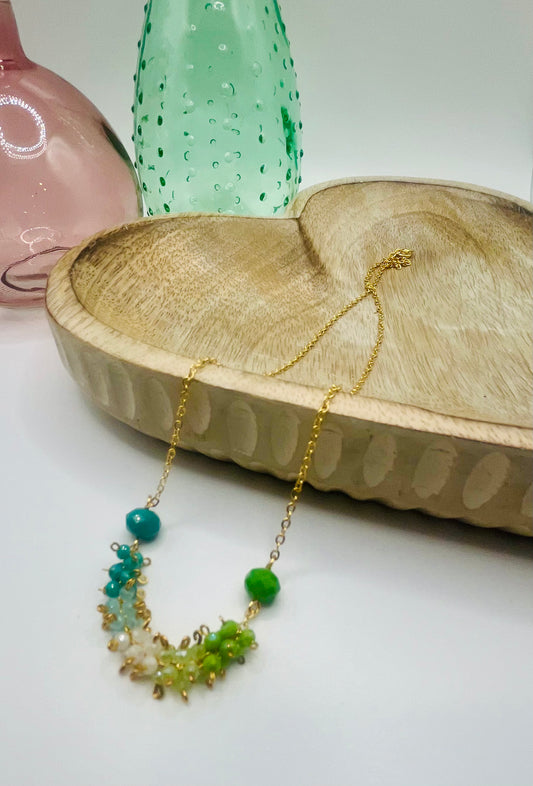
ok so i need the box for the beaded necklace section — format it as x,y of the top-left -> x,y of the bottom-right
97,249 -> 413,702
98,536 -> 260,702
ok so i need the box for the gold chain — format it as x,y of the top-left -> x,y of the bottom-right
146,249 -> 412,615
266,383 -> 340,565
146,357 -> 218,509
265,248 -> 412,564
267,248 -> 411,382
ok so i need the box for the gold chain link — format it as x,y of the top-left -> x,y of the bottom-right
144,249 -> 412,618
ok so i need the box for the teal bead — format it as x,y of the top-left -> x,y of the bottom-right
126,508 -> 161,542
108,563 -> 123,582
104,581 -> 121,598
123,553 -> 143,572
244,567 -> 280,605
117,544 -> 131,559
119,570 -> 132,586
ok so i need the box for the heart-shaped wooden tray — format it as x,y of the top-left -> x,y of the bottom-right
46,177 -> 533,536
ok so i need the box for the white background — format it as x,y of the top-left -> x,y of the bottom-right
2,1 -> 533,785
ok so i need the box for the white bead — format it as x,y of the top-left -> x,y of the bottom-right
131,627 -> 151,646
116,632 -> 130,652
125,644 -> 144,663
142,656 -> 158,675
150,639 -> 164,656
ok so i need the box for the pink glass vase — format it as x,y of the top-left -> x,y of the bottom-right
0,1 -> 142,307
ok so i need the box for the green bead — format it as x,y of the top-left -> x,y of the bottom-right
159,647 -> 178,665
237,629 -> 256,649
108,563 -> 123,582
220,639 -> 238,660
204,632 -> 222,652
160,665 -> 179,685
186,644 -> 203,661
184,659 -> 200,681
126,507 -> 161,542
117,544 -> 131,559
119,570 -> 133,586
202,653 -> 221,674
104,581 -> 121,598
244,567 -> 280,605
219,620 -> 239,640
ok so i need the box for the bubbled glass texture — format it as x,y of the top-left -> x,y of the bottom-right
134,0 -> 303,217
0,1 -> 142,307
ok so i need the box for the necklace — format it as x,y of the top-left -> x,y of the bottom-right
97,248 -> 413,702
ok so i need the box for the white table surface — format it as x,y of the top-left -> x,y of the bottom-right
2,2 -> 533,785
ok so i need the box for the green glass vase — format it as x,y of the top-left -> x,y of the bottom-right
133,0 -> 302,217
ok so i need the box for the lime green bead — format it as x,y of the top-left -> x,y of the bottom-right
159,647 -> 178,665
202,653 -> 221,673
238,629 -> 256,649
244,567 -> 280,605
219,620 -> 239,640
184,660 -> 200,681
186,644 -> 204,661
204,632 -> 222,652
220,640 -> 238,660
160,665 -> 179,685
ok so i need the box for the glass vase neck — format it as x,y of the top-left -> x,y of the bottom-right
0,1 -> 30,69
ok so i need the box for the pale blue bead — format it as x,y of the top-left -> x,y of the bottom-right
120,587 -> 137,602
109,619 -> 125,632
106,599 -> 120,615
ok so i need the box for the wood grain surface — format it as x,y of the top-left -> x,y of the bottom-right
46,177 -> 533,536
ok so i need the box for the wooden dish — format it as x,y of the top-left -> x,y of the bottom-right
46,177 -> 533,536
